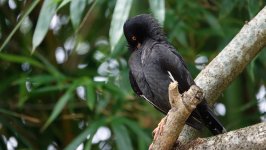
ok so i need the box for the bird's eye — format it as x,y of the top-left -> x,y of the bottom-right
132,36 -> 137,41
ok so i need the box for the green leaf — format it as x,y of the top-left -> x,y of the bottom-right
122,118 -> 151,144
224,78 -> 246,129
238,98 -> 258,112
30,75 -> 58,85
0,53 -> 44,69
219,0 -> 238,18
258,47 -> 266,67
173,21 -> 188,47
70,0 -> 87,29
0,116 -> 34,149
64,119 -> 105,150
75,0 -> 98,36
0,108 -> 24,118
32,84 -> 70,94
121,118 -> 151,149
57,0 -> 71,10
149,0 -> 165,25
111,121 -> 133,150
41,82 -> 77,131
18,78 -> 29,107
32,0 -> 58,53
247,59 -> 255,83
104,82 -> 125,97
0,0 -> 40,52
247,0 -> 260,18
13,75 -> 56,86
204,12 -> 224,37
109,0 -> 132,51
35,52 -> 64,78
85,80 -> 96,110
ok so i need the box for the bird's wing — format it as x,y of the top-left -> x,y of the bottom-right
169,48 -> 190,70
129,70 -> 168,114
154,44 -> 195,93
153,43 -> 205,129
128,51 -> 167,114
129,70 -> 142,96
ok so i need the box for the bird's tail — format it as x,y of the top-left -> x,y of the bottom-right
197,102 -> 226,135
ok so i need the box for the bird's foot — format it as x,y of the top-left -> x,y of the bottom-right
149,117 -> 167,150
152,117 -> 166,140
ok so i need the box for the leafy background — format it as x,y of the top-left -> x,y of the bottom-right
0,0 -> 266,149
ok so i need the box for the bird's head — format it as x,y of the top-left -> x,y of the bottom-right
123,14 -> 166,51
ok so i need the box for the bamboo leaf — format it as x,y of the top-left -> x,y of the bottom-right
0,53 -> 44,68
0,116 -> 34,149
205,11 -> 224,37
70,0 -> 87,29
122,118 -> 151,144
65,119 -> 105,150
219,0 -> 238,18
58,0 -> 71,10
32,84 -> 70,94
0,0 -> 40,52
18,78 -> 28,107
109,0 -> 132,51
35,52 -> 64,78
32,0 -> 58,53
247,0 -> 260,18
149,0 -> 165,25
111,121 -> 133,150
41,82 -> 77,131
247,59 -> 255,83
85,80 -> 96,110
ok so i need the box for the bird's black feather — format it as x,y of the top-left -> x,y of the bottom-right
129,70 -> 142,96
124,14 -> 226,135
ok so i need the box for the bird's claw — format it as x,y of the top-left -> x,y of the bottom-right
149,117 -> 166,150
152,117 -> 166,140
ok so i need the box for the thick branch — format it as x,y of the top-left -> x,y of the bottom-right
179,122 -> 266,150
180,6 -> 266,142
150,82 -> 203,150
196,6 -> 266,105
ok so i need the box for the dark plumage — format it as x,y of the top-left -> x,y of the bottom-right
124,14 -> 226,135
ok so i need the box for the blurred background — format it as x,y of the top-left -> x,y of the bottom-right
0,0 -> 266,149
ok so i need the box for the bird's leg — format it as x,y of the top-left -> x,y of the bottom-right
149,117 -> 167,150
152,116 -> 167,140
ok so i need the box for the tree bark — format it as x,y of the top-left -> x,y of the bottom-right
179,122 -> 266,150
150,82 -> 203,150
179,6 -> 266,143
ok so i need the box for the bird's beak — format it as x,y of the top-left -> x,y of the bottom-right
137,43 -> 141,49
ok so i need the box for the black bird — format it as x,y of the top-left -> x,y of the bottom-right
124,14 -> 226,135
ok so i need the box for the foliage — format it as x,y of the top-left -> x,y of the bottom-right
0,0 -> 265,149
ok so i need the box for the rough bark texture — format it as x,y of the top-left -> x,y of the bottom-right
179,6 -> 266,142
150,82 -> 203,150
178,125 -> 199,144
179,122 -> 266,150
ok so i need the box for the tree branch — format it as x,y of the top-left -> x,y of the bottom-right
180,6 -> 266,142
179,122 -> 266,150
150,82 -> 203,150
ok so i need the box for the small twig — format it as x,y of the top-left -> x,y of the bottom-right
150,81 -> 203,150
